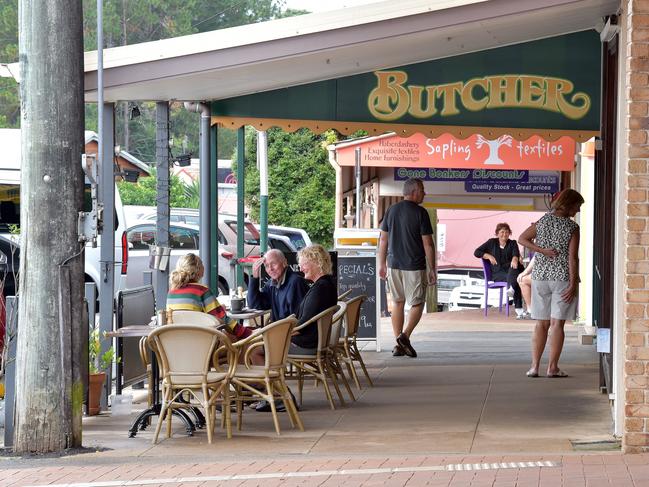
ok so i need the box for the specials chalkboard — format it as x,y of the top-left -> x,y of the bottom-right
337,255 -> 378,340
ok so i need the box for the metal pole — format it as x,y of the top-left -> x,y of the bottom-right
98,103 -> 115,413
355,147 -> 361,228
236,127 -> 245,287
155,102 -> 170,308
210,124 -> 219,292
258,130 -> 268,254
199,105 -> 211,285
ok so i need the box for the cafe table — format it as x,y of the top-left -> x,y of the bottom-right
227,308 -> 270,328
106,325 -> 197,438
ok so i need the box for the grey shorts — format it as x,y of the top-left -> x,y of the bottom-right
531,280 -> 577,321
289,342 -> 316,355
387,268 -> 427,306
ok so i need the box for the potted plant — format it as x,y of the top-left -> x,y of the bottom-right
88,327 -> 119,415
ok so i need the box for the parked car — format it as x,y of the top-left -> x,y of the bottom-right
125,221 -> 236,296
436,267 -> 484,311
448,283 -> 513,311
124,218 -> 297,295
1,128 -> 129,300
253,223 -> 312,250
0,233 -> 19,354
139,208 -> 302,255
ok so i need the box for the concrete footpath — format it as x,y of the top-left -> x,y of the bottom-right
1,309 -> 645,487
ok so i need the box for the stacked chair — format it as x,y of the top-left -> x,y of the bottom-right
336,294 -> 373,389
287,304 -> 346,410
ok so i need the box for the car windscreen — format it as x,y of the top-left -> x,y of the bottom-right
0,184 -> 20,232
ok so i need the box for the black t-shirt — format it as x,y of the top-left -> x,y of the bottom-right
380,200 -> 434,270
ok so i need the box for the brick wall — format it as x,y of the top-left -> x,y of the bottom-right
625,0 -> 649,453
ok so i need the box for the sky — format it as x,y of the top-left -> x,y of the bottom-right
283,0 -> 380,13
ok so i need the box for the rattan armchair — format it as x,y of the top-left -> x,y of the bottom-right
231,315 -> 303,435
337,294 -> 373,388
147,324 -> 237,444
287,304 -> 345,410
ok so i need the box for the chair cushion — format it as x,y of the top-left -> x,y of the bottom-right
233,365 -> 280,379
165,371 -> 227,386
288,353 -> 318,359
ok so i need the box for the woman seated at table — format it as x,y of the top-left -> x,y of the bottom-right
167,253 -> 252,340
290,244 -> 338,354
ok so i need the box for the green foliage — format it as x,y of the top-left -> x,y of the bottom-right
89,327 -> 119,374
241,128 -> 337,248
184,180 -> 200,209
0,0 -> 18,128
117,167 -> 192,208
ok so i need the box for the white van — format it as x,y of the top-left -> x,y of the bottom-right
0,129 -> 128,298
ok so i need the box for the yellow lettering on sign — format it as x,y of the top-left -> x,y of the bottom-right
366,70 -> 592,121
436,82 -> 463,116
519,76 -> 545,108
487,75 -> 519,108
367,71 -> 410,121
408,85 -> 437,118
461,78 -> 489,111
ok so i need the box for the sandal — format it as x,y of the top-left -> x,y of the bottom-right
547,370 -> 569,378
526,369 -> 539,378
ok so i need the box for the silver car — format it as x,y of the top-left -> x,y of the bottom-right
125,221 -> 236,296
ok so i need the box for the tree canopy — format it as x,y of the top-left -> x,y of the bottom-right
241,128 -> 338,248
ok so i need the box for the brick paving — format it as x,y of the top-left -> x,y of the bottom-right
0,453 -> 648,487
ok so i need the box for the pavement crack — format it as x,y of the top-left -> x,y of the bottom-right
469,365 -> 495,453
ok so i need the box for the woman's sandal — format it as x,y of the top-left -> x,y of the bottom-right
526,369 -> 539,378
547,370 -> 568,378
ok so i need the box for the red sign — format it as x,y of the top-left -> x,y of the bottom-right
336,133 -> 575,171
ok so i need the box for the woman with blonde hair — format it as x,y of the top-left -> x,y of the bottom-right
291,244 -> 338,354
519,189 -> 584,378
167,253 -> 251,339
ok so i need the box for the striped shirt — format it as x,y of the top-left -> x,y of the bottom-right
166,283 -> 251,339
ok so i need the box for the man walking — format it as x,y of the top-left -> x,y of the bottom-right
378,178 -> 436,357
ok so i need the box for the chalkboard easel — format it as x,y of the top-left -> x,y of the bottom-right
337,254 -> 381,351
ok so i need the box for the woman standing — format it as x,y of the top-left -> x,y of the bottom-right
518,189 -> 584,378
474,223 -> 525,317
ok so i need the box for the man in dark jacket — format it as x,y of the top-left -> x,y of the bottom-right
247,249 -> 309,322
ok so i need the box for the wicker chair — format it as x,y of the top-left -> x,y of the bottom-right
231,316 -> 303,435
148,324 -> 237,444
287,304 -> 344,410
337,294 -> 373,389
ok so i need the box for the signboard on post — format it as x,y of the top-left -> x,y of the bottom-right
337,255 -> 380,349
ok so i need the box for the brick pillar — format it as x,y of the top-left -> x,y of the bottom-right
625,0 -> 649,453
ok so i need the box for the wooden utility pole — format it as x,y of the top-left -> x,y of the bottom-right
14,0 -> 85,452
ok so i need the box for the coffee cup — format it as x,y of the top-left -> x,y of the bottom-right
231,297 -> 245,312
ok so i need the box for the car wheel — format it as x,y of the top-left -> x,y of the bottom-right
218,281 -> 228,296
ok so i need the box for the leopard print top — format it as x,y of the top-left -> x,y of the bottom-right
532,211 -> 579,282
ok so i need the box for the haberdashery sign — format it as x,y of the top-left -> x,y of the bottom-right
336,133 -> 575,170
213,31 -> 601,134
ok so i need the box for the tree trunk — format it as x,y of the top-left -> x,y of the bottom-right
15,0 -> 85,453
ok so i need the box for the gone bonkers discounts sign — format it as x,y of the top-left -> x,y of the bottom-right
335,133 -> 575,170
